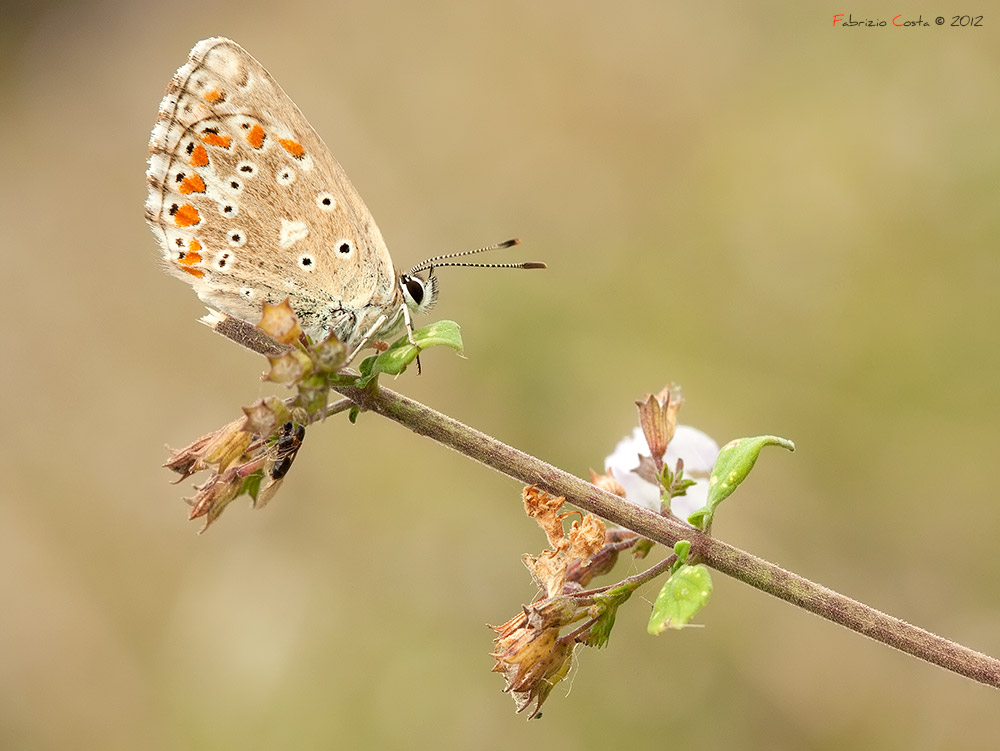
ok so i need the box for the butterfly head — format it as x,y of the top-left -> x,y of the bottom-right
398,271 -> 439,316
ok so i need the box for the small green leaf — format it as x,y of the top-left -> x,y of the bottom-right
355,320 -> 464,386
353,355 -> 376,385
672,540 -> 691,564
633,538 -> 655,559
585,599 -> 618,649
686,507 -> 711,530
688,435 -> 795,531
241,469 -> 264,502
585,583 -> 635,648
658,463 -> 697,516
647,564 -> 713,634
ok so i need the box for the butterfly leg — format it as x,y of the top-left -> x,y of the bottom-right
347,313 -> 389,363
347,306 -> 423,374
401,303 -> 419,347
400,302 -> 424,375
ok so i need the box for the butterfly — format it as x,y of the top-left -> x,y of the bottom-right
146,37 -> 542,359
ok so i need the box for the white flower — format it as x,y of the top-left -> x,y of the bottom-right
604,425 -> 719,521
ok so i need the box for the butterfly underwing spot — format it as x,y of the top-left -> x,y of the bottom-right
201,128 -> 232,149
219,203 -> 237,217
172,203 -> 201,227
227,230 -> 247,247
189,144 -> 209,167
279,219 -> 309,248
338,240 -> 354,256
178,173 -> 207,195
243,123 -> 267,149
215,251 -> 232,269
298,254 -> 315,270
276,167 -> 296,186
316,193 -> 336,211
177,247 -> 203,266
278,138 -> 306,159
203,88 -> 226,104
236,161 -> 257,177
175,239 -> 204,276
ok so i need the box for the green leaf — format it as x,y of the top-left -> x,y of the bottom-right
584,598 -> 619,649
687,435 -> 795,531
647,564 -> 713,634
633,538 -> 655,559
585,583 -> 635,648
672,540 -> 691,564
355,320 -> 464,387
241,469 -> 264,503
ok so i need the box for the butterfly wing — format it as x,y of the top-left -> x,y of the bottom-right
146,37 -> 399,344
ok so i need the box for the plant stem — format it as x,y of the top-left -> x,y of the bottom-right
333,382 -> 1000,690
575,553 -> 677,598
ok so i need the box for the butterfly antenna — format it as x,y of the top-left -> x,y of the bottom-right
407,238 -> 546,275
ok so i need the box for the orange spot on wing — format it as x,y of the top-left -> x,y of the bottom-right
203,89 -> 224,103
190,144 -> 209,167
246,124 -> 266,149
174,204 -> 201,227
278,138 -> 305,159
201,131 -> 232,148
178,174 -> 206,194
178,239 -> 203,273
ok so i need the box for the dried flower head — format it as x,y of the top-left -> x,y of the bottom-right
257,298 -> 304,345
492,486 -> 634,716
491,608 -> 576,717
164,397 -> 308,532
163,305 -> 355,530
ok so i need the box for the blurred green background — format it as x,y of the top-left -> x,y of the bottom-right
2,1 -> 999,748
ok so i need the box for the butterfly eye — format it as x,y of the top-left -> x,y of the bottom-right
401,275 -> 424,306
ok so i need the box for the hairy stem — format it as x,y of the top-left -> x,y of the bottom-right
576,552 -> 677,598
333,382 -> 1000,690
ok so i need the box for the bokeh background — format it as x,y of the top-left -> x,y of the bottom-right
2,1 -> 999,748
